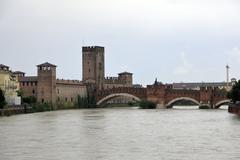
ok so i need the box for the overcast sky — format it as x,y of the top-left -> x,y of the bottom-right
1,0 -> 240,85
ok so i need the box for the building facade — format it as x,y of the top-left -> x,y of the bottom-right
0,64 -> 21,105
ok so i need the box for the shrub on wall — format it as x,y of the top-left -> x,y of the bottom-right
77,94 -> 96,108
32,102 -> 51,112
22,96 -> 37,104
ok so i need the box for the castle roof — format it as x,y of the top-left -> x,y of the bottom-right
18,76 -> 38,82
37,62 -> 57,67
13,71 -> 25,74
118,72 -> 133,75
0,64 -> 10,70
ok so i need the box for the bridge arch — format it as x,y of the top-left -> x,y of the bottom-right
166,97 -> 200,108
214,99 -> 230,109
97,93 -> 141,106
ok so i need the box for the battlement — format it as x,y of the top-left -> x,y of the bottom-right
104,77 -> 127,84
147,84 -> 169,89
56,79 -> 84,85
82,46 -> 104,52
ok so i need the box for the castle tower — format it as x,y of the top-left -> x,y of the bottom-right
37,62 -> 57,107
118,72 -> 133,87
82,46 -> 105,90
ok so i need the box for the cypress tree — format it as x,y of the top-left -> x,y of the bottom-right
0,89 -> 6,109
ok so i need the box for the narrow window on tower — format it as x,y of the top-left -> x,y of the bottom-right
89,69 -> 91,73
99,63 -> 102,70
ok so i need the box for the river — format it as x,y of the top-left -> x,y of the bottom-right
0,107 -> 240,160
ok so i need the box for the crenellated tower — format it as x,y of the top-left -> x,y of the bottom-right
82,46 -> 105,90
37,62 -> 57,107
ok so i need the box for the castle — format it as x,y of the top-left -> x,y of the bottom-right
9,46 -> 133,107
82,46 -> 133,90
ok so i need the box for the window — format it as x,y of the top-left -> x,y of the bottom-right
32,90 -> 35,94
99,62 -> 102,70
57,89 -> 59,94
65,97 -> 68,102
71,98 -> 73,102
22,82 -> 25,86
42,99 -> 44,103
58,97 -> 60,102
89,68 -> 91,73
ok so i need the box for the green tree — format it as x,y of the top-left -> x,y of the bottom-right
22,96 -> 37,104
0,89 -> 7,109
16,89 -> 24,97
228,80 -> 240,103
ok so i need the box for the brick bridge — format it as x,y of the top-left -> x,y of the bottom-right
96,84 -> 230,109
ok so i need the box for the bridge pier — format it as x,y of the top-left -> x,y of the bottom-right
199,103 -> 212,109
156,103 -> 166,109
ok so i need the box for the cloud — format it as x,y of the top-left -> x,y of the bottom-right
174,51 -> 193,76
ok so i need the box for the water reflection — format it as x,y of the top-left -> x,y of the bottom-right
173,105 -> 229,110
172,105 -> 199,109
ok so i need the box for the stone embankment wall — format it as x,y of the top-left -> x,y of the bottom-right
0,105 -> 32,116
